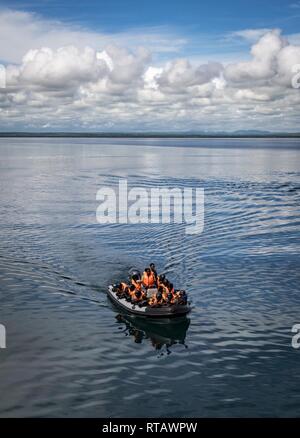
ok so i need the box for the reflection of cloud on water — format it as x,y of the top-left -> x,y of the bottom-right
115,314 -> 190,356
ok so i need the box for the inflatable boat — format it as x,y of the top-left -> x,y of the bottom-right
107,285 -> 191,318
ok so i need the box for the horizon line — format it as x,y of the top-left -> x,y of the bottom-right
0,132 -> 300,138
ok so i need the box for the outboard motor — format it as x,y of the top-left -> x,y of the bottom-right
128,268 -> 141,280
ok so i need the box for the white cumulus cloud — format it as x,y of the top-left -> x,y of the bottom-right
0,10 -> 300,132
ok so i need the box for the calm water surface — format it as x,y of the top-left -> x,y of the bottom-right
0,137 -> 300,417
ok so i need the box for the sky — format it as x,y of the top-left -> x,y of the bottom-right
0,0 -> 300,132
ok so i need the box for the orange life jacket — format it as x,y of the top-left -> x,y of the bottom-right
170,292 -> 178,304
161,285 -> 169,301
131,278 -> 142,291
128,287 -> 136,297
171,291 -> 181,303
149,297 -> 155,305
119,282 -> 128,293
142,271 -> 155,288
165,290 -> 177,304
131,291 -> 140,301
131,289 -> 146,302
149,293 -> 163,306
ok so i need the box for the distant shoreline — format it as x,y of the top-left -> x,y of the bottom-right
1,132 -> 300,139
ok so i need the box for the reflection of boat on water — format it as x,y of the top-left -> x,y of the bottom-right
115,313 -> 190,354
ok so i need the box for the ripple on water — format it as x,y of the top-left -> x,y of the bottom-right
0,138 -> 300,417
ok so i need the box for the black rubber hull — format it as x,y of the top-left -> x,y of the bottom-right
107,286 -> 191,318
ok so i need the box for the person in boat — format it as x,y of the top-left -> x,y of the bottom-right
141,268 -> 156,289
131,287 -> 142,303
161,282 -> 169,301
131,274 -> 142,291
166,282 -> 175,303
116,282 -> 129,298
179,290 -> 188,305
158,278 -> 170,300
149,263 -> 158,283
166,291 -> 174,305
168,282 -> 175,294
173,290 -> 187,305
159,281 -> 175,303
149,287 -> 164,307
157,273 -> 166,289
129,285 -> 147,306
118,284 -> 131,301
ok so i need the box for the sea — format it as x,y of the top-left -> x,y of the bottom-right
0,136 -> 299,417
